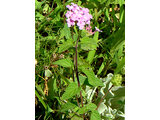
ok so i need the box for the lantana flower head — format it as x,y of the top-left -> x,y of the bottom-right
65,3 -> 93,30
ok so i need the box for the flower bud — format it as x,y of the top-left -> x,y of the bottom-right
111,74 -> 122,86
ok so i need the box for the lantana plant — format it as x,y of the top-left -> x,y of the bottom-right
59,3 -> 115,120
52,2 -> 122,120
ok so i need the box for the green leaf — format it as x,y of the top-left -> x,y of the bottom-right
35,12 -> 45,21
60,23 -> 71,39
87,103 -> 97,110
81,29 -> 87,37
75,75 -> 87,86
110,86 -> 125,110
58,39 -> 73,53
112,86 -> 125,98
81,68 -> 104,87
35,83 -> 45,97
91,110 -> 101,120
78,57 -> 91,69
35,90 -> 47,110
114,57 -> 125,74
61,102 -> 77,112
48,77 -> 58,99
35,0 -> 44,10
77,1 -> 82,6
97,62 -> 105,75
53,58 -> 73,68
93,31 -> 99,42
78,103 -> 97,114
87,50 -> 96,64
80,37 -> 98,51
61,82 -> 80,100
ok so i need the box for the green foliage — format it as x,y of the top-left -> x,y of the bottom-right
81,68 -> 104,87
60,23 -> 72,39
80,36 -> 98,50
53,58 -> 73,68
35,0 -> 125,120
61,102 -> 77,112
78,103 -> 97,114
91,110 -> 101,120
58,39 -> 73,53
61,82 -> 81,100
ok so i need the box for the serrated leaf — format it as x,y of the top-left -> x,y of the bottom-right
53,58 -> 73,68
58,39 -> 73,53
81,68 -> 104,87
91,110 -> 101,120
61,102 -> 77,112
61,82 -> 80,100
80,37 -> 98,51
75,75 -> 87,86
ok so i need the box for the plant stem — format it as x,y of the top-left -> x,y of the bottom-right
71,27 -> 80,107
75,31 -> 85,119
75,35 -> 83,107
96,85 -> 114,110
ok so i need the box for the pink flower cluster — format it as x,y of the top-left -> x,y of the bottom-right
66,3 -> 93,30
